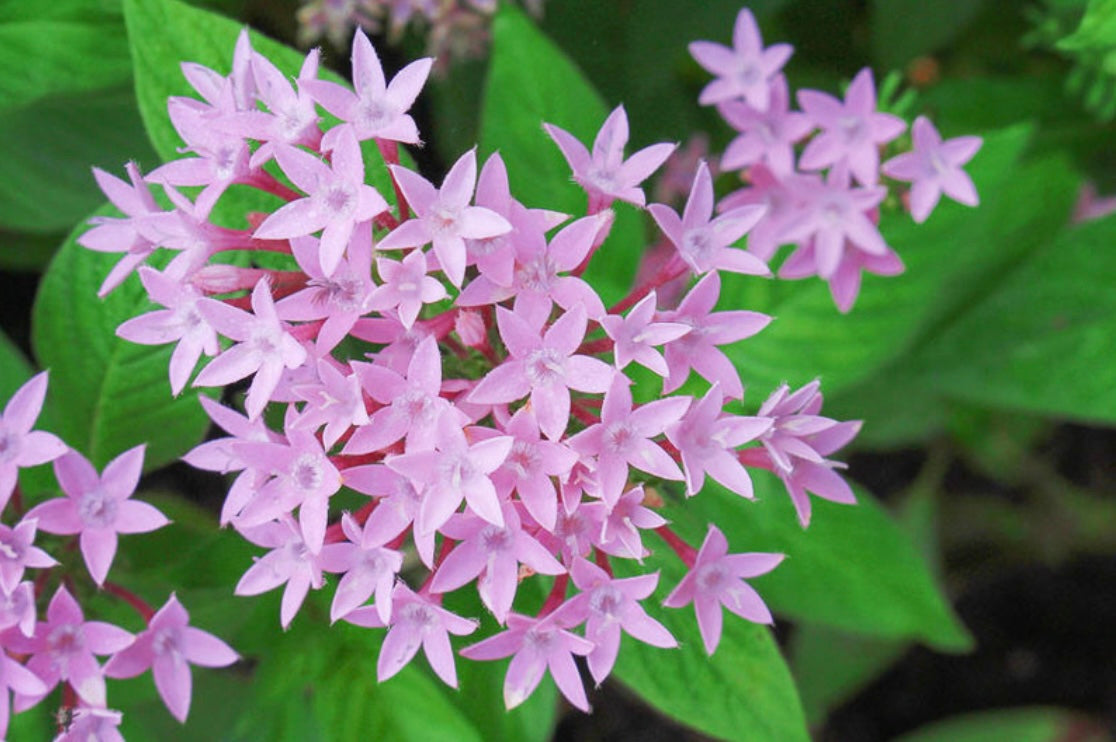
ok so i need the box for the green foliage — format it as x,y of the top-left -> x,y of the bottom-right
894,707 -> 1106,742
31,208 -> 211,470
869,0 -> 988,68
481,3 -> 646,306
0,325 -> 31,400
613,549 -> 809,742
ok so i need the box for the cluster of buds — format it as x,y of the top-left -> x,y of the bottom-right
296,0 -> 546,67
0,373 -> 237,738
688,9 -> 982,311
76,7 -> 978,714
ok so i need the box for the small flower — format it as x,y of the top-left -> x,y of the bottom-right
663,525 -> 783,654
105,594 -> 238,723
27,445 -> 168,586
0,519 -> 55,592
0,371 -> 67,511
882,115 -> 982,223
53,707 -> 124,742
689,8 -> 793,110
544,106 -> 676,211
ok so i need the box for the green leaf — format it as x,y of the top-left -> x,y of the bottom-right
1057,0 -> 1116,54
481,3 -> 647,306
613,547 -> 809,742
243,618 -> 485,742
870,0 -> 988,68
0,85 -> 157,233
30,208 -> 211,469
670,473 -> 971,650
894,707 -> 1106,742
0,13 -> 131,111
910,212 -> 1116,422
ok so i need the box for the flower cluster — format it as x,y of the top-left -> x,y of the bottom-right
691,8 -> 983,311
0,373 -> 237,738
79,8 -> 977,713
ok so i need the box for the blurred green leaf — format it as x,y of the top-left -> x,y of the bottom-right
31,207 -> 211,469
0,324 -> 31,400
894,707 -> 1107,742
613,548 -> 809,742
0,13 -> 130,111
0,85 -> 157,233
1057,0 -> 1116,53
481,3 -> 646,306
870,0 -> 988,68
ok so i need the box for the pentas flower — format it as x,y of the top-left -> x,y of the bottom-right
53,707 -> 124,742
689,7 -> 793,110
881,115 -> 982,223
658,272 -> 771,398
778,233 -> 904,313
431,504 -> 565,623
289,359 -> 369,450
597,486 -> 667,560
0,519 -> 55,592
648,161 -> 770,277
563,558 -> 676,684
345,583 -> 477,688
0,371 -> 67,509
27,445 -> 168,586
379,148 -> 512,287
104,595 -> 238,723
254,127 -> 389,276
469,305 -> 614,441
304,27 -> 433,149
491,408 -> 578,531
663,525 -> 783,654
797,68 -> 906,187
368,249 -> 448,328
9,586 -> 133,709
718,75 -> 812,175
117,266 -> 220,395
234,47 -> 322,165
0,582 -> 37,637
599,291 -> 690,378
234,516 -> 327,629
194,279 -> 308,420
544,105 -> 676,212
319,513 -> 404,623
344,464 -> 436,566
460,610 -> 595,712
0,648 -> 47,739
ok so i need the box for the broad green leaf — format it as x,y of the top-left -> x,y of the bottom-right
31,208 -> 211,469
870,0 -> 988,68
481,3 -> 646,306
0,15 -> 131,111
667,473 -> 971,650
911,212 -> 1116,422
895,707 -> 1107,742
0,85 -> 157,233
613,547 -> 809,742
727,124 -> 1077,402
243,618 -> 485,742
451,639 -> 558,742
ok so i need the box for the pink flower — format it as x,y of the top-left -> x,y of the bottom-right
469,305 -> 615,441
663,525 -> 783,654
0,648 -> 47,738
563,558 -> 676,684
599,291 -> 690,378
460,610 -> 595,711
544,106 -> 676,212
234,516 -> 327,629
368,249 -> 448,329
104,594 -> 238,722
0,371 -> 67,511
882,115 -> 982,222
53,707 -> 124,742
27,445 -> 168,586
345,583 -> 477,688
689,8 -> 793,110
648,161 -> 770,277
491,408 -> 578,531
254,127 -> 389,276
194,279 -> 309,420
304,27 -> 433,148
318,512 -> 403,623
797,68 -> 907,186
718,74 -> 813,175
8,586 -> 133,708
378,149 -> 512,287
0,519 -> 55,592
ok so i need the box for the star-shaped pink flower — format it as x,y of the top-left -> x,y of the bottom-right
882,115 -> 982,223
689,8 -> 793,110
26,445 -> 168,586
0,371 -> 67,511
